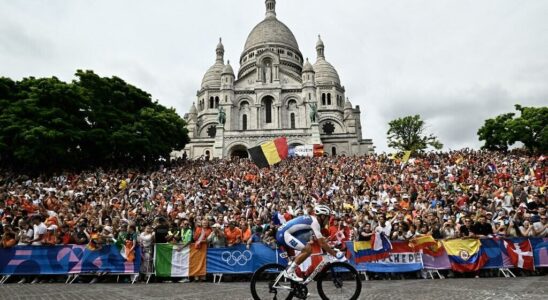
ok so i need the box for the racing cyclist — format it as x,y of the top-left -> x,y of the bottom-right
275,205 -> 345,282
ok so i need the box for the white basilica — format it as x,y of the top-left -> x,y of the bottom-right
180,0 -> 374,159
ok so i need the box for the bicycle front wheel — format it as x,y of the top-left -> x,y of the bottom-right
316,262 -> 362,300
250,263 -> 295,300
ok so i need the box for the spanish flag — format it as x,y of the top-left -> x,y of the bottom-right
248,137 -> 289,168
442,239 -> 488,272
409,235 -> 444,257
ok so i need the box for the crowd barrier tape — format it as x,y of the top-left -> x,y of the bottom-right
0,245 -> 140,275
0,238 -> 546,276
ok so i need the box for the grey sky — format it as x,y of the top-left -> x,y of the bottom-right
1,0 -> 547,152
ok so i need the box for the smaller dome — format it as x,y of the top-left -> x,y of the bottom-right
201,61 -> 224,88
189,102 -> 197,114
313,59 -> 340,85
344,98 -> 353,109
303,58 -> 314,73
222,60 -> 234,76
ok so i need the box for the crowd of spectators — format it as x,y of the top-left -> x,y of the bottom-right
0,149 -> 546,282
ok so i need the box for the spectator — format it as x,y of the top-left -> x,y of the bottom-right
139,225 -> 155,276
224,221 -> 242,247
17,220 -> 33,245
179,219 -> 193,247
240,219 -> 252,244
154,218 -> 169,244
31,215 -> 46,246
194,219 -> 212,249
246,226 -> 263,249
207,223 -> 226,248
357,223 -> 373,241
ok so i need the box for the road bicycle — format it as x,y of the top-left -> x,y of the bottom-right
250,251 -> 362,300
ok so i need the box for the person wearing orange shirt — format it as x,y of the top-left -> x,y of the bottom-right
193,219 -> 212,249
240,219 -> 252,243
224,221 -> 242,247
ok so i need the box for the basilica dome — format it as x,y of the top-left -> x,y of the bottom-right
243,16 -> 300,55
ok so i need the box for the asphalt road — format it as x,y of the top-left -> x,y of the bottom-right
0,276 -> 546,300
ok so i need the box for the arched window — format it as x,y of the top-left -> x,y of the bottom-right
327,93 -> 332,105
290,113 -> 296,129
215,97 -> 220,108
308,93 -> 311,100
209,97 -> 214,109
264,97 -> 272,123
332,146 -> 337,156
242,114 -> 248,131
240,101 -> 249,110
322,93 -> 326,106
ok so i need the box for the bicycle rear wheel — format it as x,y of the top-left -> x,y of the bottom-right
316,262 -> 361,300
250,263 -> 295,300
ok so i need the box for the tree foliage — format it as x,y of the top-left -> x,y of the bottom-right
478,105 -> 547,153
0,71 -> 189,171
387,115 -> 443,152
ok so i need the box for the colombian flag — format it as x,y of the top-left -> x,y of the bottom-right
248,137 -> 289,168
442,239 -> 488,272
352,233 -> 392,263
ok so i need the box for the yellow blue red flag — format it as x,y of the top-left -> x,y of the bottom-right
442,239 -> 488,272
351,233 -> 392,263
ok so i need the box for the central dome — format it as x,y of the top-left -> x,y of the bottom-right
243,16 -> 300,54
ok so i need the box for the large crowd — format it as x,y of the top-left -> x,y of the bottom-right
0,149 -> 546,282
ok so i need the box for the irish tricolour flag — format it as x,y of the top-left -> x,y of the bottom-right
155,244 -> 207,277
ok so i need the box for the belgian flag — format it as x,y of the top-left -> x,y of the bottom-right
248,137 -> 289,168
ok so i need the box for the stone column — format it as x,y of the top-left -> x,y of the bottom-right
310,122 -> 322,145
213,124 -> 225,158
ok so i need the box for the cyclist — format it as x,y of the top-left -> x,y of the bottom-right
275,205 -> 345,282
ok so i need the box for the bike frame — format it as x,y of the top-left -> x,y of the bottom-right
272,253 -> 332,289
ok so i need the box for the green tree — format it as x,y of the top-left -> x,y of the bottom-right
0,71 -> 189,172
387,115 -> 443,152
477,113 -> 514,151
478,105 -> 547,153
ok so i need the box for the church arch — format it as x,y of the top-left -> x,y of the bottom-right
228,144 -> 249,159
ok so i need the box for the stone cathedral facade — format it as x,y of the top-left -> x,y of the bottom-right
179,0 -> 374,159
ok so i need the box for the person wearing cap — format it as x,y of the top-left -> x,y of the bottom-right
207,223 -> 226,248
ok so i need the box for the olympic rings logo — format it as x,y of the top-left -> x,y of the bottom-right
221,250 -> 253,266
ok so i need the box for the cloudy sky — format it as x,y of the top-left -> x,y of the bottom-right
1,0 -> 547,152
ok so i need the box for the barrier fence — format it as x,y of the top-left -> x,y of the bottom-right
0,238 -> 546,283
